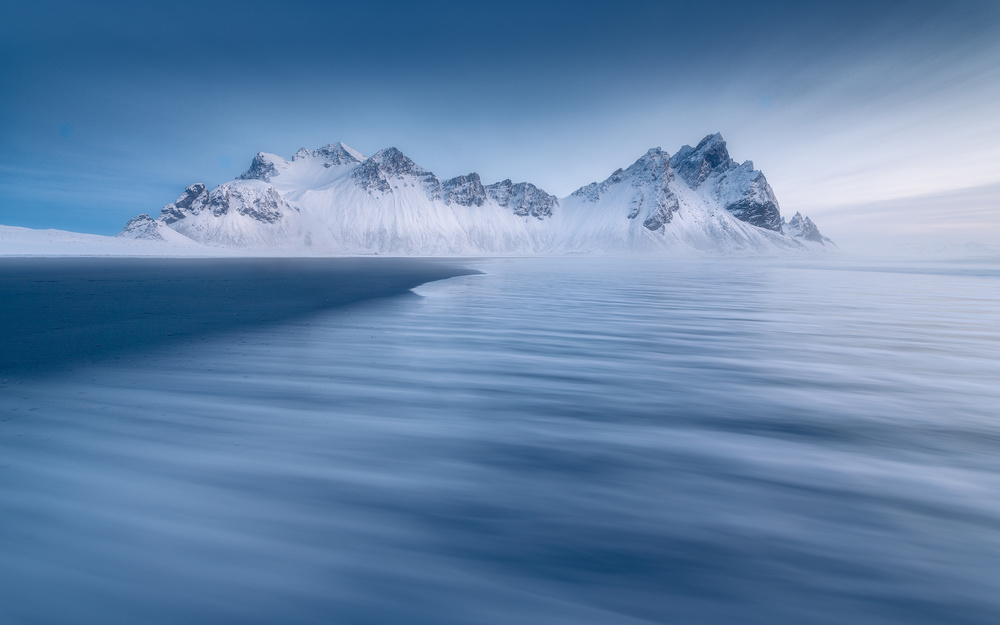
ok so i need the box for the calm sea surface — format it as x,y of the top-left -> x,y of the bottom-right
2,257 -> 999,624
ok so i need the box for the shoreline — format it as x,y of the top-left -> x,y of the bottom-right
0,257 -> 477,378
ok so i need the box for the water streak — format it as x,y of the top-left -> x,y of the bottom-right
1,257 -> 999,624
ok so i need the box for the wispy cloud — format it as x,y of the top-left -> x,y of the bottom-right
812,182 -> 1000,251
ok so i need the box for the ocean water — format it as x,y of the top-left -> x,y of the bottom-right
1,257 -> 999,624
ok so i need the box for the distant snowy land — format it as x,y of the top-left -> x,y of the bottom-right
4,134 -> 837,256
0,223 -> 231,257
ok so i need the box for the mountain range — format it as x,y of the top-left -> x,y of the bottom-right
119,134 -> 834,254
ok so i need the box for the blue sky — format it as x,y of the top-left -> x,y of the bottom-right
2,0 -> 998,249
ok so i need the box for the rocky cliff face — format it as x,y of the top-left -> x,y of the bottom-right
350,147 -> 443,201
572,147 -> 680,231
239,154 -> 281,182
159,181 -> 292,225
159,183 -> 209,224
672,133 -> 733,187
204,183 -> 293,224
312,141 -> 364,166
484,180 -> 558,219
442,173 -> 487,207
671,134 -> 783,232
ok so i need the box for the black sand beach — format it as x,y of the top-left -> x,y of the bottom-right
0,257 -> 475,377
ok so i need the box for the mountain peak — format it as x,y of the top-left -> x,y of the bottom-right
572,147 -> 673,201
349,147 -> 439,196
442,173 -> 486,207
634,147 -> 669,163
313,141 -> 364,165
672,133 -> 733,188
370,146 -> 404,161
697,132 -> 725,148
366,147 -> 430,177
239,152 -> 286,182
784,211 -> 833,245
625,147 -> 672,181
116,214 -> 165,241
160,183 -> 209,223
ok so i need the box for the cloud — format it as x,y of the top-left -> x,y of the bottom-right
3,1 -> 1000,235
810,182 -> 1000,252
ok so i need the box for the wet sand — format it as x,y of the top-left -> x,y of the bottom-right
0,257 -> 476,377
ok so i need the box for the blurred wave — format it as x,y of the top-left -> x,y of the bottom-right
1,257 -> 998,624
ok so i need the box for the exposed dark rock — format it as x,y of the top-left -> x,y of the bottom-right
642,193 -> 681,231
672,133 -> 733,188
313,142 -> 363,166
442,173 -> 487,207
175,183 -> 207,209
116,214 -> 164,240
570,148 -> 678,229
350,159 -> 391,193
572,148 -> 676,203
159,183 -> 208,224
206,184 -> 292,223
717,167 -> 784,232
366,147 -> 424,177
625,148 -> 674,185
485,179 -> 558,219
628,194 -> 643,219
671,134 -> 784,232
351,147 -> 442,201
239,153 -> 280,182
726,196 -> 782,231
573,168 -> 625,202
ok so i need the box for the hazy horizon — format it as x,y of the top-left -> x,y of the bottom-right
2,0 -> 999,252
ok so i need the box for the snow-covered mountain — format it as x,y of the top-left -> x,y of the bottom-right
782,212 -> 835,246
121,134 -> 834,255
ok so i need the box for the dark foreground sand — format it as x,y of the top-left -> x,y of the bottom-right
0,257 -> 475,377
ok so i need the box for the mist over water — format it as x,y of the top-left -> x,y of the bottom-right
2,257 -> 999,624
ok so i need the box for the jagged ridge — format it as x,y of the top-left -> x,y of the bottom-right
121,134 -> 833,255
